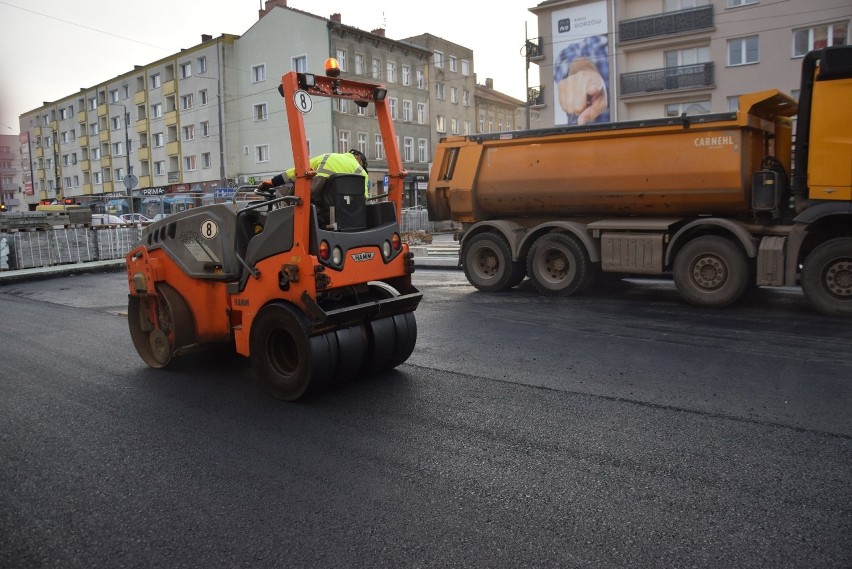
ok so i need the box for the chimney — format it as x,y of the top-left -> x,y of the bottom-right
330,13 -> 341,23
201,34 -> 212,42
372,28 -> 386,37
259,0 -> 287,20
486,78 -> 494,89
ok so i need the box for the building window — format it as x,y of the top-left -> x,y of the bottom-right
665,100 -> 711,116
403,100 -> 412,122
181,94 -> 193,110
451,87 -> 458,104
184,155 -> 196,171
436,83 -> 445,100
88,97 -> 97,111
403,137 -> 414,162
727,96 -> 740,111
355,53 -> 365,76
254,103 -> 267,121
179,61 -> 192,79
418,139 -> 428,163
338,131 -> 350,153
374,134 -> 384,160
336,49 -> 347,71
451,118 -> 459,134
150,73 -> 161,89
153,132 -> 164,147
337,98 -> 349,113
793,22 -> 848,57
461,59 -> 470,76
255,145 -> 269,163
200,89 -> 208,105
463,90 -> 470,107
402,65 -> 411,86
93,171 -> 102,184
110,89 -> 119,103
252,64 -> 266,83
389,98 -> 398,120
151,103 -> 162,119
114,168 -> 124,182
664,0 -> 709,10
111,117 -> 121,131
154,161 -> 165,175
416,69 -> 425,89
417,102 -> 426,124
434,51 -> 444,68
201,121 -> 210,137
436,115 -> 446,133
372,58 -> 381,80
113,142 -> 124,156
357,132 -> 367,156
727,0 -> 758,6
449,55 -> 457,72
728,36 -> 759,66
91,147 -> 100,160
183,125 -> 195,141
202,152 -> 211,168
386,61 -> 396,83
197,56 -> 207,74
292,55 -> 307,73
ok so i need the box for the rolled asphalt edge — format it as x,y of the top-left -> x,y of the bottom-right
0,241 -> 460,284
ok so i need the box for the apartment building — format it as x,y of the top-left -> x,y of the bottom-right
0,135 -> 22,211
529,0 -> 850,125
18,0 -> 537,213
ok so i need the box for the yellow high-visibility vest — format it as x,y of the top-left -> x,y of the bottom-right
286,153 -> 369,196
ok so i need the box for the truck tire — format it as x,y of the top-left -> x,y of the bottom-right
526,233 -> 592,296
250,302 -> 322,401
673,236 -> 749,308
801,237 -> 852,316
463,232 -> 524,292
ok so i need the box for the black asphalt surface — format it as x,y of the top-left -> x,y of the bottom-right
1,270 -> 850,568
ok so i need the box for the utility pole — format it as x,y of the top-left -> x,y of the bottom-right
51,127 -> 63,209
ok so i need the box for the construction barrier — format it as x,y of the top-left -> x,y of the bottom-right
0,226 -> 144,271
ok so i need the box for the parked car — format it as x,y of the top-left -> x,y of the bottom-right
91,214 -> 124,225
120,213 -> 153,224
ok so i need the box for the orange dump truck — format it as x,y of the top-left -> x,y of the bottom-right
427,46 -> 852,315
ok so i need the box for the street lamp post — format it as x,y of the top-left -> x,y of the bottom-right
109,103 -> 134,215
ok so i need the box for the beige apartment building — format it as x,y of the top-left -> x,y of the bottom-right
529,0 -> 850,125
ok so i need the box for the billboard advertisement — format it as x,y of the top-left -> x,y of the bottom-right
551,1 -> 610,126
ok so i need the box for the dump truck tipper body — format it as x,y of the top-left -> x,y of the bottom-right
426,46 -> 852,315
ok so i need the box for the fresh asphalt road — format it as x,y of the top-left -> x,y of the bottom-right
1,269 -> 850,568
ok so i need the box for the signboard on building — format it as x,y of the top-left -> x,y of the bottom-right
19,132 -> 33,195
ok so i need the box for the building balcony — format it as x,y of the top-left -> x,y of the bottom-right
136,118 -> 148,132
164,110 -> 178,126
619,5 -> 713,43
138,147 -> 150,161
99,130 -> 110,143
101,156 -> 112,169
78,135 -> 89,147
620,62 -> 714,95
134,90 -> 146,105
77,110 -> 87,123
35,147 -> 44,158
528,85 -> 546,108
163,80 -> 176,96
103,181 -> 114,193
82,183 -> 93,195
97,103 -> 108,117
168,171 -> 180,183
138,175 -> 152,188
80,160 -> 90,171
166,141 -> 180,156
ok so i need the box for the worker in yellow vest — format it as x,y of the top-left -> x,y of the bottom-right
257,149 -> 369,200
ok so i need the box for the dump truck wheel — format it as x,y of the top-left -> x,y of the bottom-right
526,233 -> 592,296
127,283 -> 194,368
463,233 -> 524,292
673,236 -> 749,308
250,302 -> 319,401
801,237 -> 852,316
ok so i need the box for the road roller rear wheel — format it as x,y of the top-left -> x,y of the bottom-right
250,302 -> 317,401
361,283 -> 418,376
127,283 -> 194,368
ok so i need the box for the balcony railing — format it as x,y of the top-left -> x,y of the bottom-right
620,62 -> 714,95
619,5 -> 713,42
528,85 -> 545,107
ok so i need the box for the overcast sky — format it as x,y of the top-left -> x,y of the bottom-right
0,0 -> 540,134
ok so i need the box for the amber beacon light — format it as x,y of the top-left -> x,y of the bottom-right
324,58 -> 341,77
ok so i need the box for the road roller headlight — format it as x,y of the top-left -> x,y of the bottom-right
382,240 -> 392,259
332,246 -> 343,266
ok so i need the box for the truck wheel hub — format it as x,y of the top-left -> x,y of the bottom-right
693,257 -> 724,288
826,260 -> 852,297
